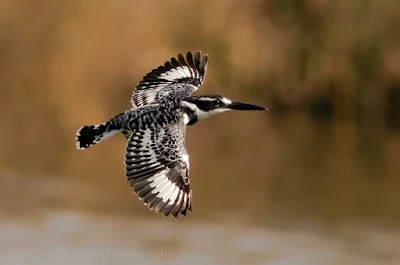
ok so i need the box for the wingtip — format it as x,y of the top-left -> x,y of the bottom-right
171,211 -> 179,218
200,54 -> 208,70
195,50 -> 208,59
194,51 -> 201,64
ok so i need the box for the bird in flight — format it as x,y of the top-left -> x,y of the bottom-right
76,51 -> 266,217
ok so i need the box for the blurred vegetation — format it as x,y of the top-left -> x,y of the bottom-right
0,0 -> 399,224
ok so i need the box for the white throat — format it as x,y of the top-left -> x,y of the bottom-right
196,108 -> 230,120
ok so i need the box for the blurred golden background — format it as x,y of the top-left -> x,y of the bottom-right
1,0 -> 400,264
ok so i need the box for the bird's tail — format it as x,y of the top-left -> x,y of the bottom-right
75,122 -> 119,149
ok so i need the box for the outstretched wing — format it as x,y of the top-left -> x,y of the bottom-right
125,124 -> 192,217
131,51 -> 209,108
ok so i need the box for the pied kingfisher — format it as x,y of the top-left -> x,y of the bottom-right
76,51 -> 266,217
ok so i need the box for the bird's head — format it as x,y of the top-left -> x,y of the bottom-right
181,95 -> 267,125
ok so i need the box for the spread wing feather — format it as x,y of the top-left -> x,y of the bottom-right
131,51 -> 208,108
125,125 -> 192,217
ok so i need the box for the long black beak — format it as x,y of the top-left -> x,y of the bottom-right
226,102 -> 267,111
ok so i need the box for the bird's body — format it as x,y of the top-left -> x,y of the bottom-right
76,51 -> 265,217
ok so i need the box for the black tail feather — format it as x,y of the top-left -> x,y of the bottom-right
76,123 -> 110,149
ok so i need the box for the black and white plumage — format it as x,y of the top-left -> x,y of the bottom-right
126,125 -> 191,216
76,51 -> 266,217
131,51 -> 208,108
